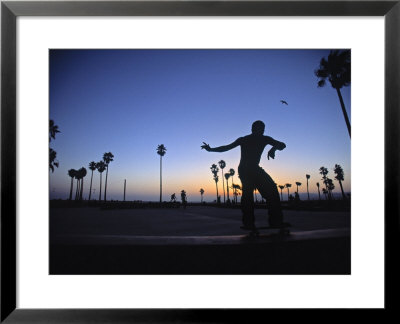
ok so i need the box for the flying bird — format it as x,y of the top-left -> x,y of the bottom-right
280,100 -> 288,105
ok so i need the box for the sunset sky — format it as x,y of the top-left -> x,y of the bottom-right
49,49 -> 351,202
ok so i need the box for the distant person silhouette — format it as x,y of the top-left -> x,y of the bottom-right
202,120 -> 287,229
181,190 -> 187,209
170,193 -> 177,203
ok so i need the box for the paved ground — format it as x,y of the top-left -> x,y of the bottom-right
50,206 -> 351,274
50,205 -> 350,237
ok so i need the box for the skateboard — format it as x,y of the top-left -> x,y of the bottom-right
240,225 -> 290,237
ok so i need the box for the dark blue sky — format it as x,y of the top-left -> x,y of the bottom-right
49,49 -> 350,201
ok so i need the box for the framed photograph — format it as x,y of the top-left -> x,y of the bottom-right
1,0 -> 398,322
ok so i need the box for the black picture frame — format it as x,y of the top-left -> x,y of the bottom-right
1,0 -> 399,322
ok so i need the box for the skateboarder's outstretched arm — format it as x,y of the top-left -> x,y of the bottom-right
201,138 -> 241,153
266,137 -> 286,160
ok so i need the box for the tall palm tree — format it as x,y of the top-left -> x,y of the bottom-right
319,166 -> 330,199
200,188 -> 205,203
285,183 -> 292,201
218,160 -> 226,203
68,169 -> 77,200
103,152 -> 114,201
88,161 -> 97,200
306,174 -> 310,200
278,185 -> 285,201
334,164 -> 347,199
210,164 -> 219,203
295,182 -> 302,193
78,167 -> 87,200
224,173 -> 231,202
157,145 -> 167,203
96,161 -> 106,201
316,182 -> 321,200
315,50 -> 351,138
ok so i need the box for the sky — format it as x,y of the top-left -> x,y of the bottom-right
49,49 -> 351,202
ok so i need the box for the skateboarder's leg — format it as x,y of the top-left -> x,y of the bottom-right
239,175 -> 255,228
255,168 -> 284,226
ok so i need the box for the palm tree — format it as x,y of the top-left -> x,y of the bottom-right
306,174 -> 310,200
232,184 -> 241,204
315,50 -> 351,138
210,163 -> 219,177
278,185 -> 285,201
96,161 -> 106,201
68,169 -> 77,200
88,161 -> 97,200
218,160 -> 226,203
316,182 -> 321,200
319,166 -> 330,199
326,178 -> 335,199
285,183 -> 292,201
224,173 -> 231,202
295,182 -> 302,193
103,152 -> 114,201
78,167 -> 87,200
200,188 -> 205,203
210,164 -> 220,203
334,164 -> 347,199
157,145 -> 167,203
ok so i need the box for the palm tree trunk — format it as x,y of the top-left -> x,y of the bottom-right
280,189 -> 283,201
80,178 -> 84,200
318,187 -> 321,200
226,181 -> 230,202
75,179 -> 79,200
215,181 -> 219,203
287,188 -> 290,201
307,180 -> 310,200
104,166 -> 109,201
89,171 -> 94,200
221,170 -> 225,203
69,177 -> 74,200
339,180 -> 346,199
159,156 -> 162,203
336,88 -> 351,138
99,174 -> 102,201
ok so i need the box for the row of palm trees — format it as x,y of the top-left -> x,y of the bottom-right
277,164 -> 347,201
67,152 -> 114,201
210,160 -> 240,203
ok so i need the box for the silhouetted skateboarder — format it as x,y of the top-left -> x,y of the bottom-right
202,120 -> 288,230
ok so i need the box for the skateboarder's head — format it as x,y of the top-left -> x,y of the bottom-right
251,120 -> 265,135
